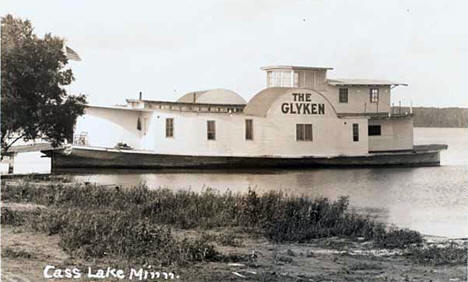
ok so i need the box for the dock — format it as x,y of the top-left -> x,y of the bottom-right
6,143 -> 61,154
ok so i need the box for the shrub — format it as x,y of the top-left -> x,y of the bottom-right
374,228 -> 423,249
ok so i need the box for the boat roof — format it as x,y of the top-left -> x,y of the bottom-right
126,99 -> 246,107
328,79 -> 408,86
261,65 -> 333,71
87,104 -> 153,112
176,88 -> 246,105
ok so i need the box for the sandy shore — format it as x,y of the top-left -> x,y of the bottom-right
2,223 -> 466,282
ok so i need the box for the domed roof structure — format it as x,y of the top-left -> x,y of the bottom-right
243,88 -> 290,117
177,88 -> 246,105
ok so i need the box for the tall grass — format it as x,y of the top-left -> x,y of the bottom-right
2,182 -> 422,248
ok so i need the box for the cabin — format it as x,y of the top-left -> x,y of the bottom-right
74,65 -> 412,158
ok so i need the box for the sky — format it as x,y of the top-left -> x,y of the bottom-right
2,0 -> 468,107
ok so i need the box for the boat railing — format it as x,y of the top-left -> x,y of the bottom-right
73,132 -> 89,146
337,112 -> 413,119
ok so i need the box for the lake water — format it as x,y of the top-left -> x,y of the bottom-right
17,128 -> 468,238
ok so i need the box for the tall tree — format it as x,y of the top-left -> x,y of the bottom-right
1,14 -> 87,156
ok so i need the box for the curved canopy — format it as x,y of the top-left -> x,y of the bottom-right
243,88 -> 292,117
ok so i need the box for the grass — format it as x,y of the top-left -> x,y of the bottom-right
2,183 -> 423,245
405,242 -> 467,265
29,208 -> 218,266
2,247 -> 36,259
0,208 -> 40,226
1,181 -> 437,267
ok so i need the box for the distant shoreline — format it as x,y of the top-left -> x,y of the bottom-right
394,107 -> 468,128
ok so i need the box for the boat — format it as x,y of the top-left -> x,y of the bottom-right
43,65 -> 448,169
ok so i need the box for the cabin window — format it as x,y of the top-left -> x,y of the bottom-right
339,88 -> 348,103
245,119 -> 253,140
296,124 -> 313,141
165,118 -> 174,137
137,117 -> 142,131
369,88 -> 379,103
207,120 -> 216,140
353,123 -> 359,142
368,125 -> 381,136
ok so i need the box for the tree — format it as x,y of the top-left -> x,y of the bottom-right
1,14 -> 87,157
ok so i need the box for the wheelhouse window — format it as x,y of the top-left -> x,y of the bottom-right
369,88 -> 379,103
339,88 -> 348,103
293,72 -> 299,87
268,71 -> 292,87
207,120 -> 216,140
353,123 -> 359,142
165,118 -> 174,138
245,119 -> 253,140
368,125 -> 381,136
296,124 -> 313,141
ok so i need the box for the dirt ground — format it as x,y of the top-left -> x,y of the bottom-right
1,224 -> 466,282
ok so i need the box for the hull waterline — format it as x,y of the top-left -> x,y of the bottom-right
43,145 -> 447,169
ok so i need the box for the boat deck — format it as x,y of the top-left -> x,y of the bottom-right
370,144 -> 448,154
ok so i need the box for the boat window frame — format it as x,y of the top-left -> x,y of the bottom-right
207,120 -> 216,140
245,119 -> 254,140
368,125 -> 382,136
165,118 -> 174,138
296,124 -> 313,141
353,123 -> 359,142
369,88 -> 379,103
339,88 -> 348,103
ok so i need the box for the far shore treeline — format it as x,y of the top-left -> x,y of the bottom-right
394,107 -> 468,128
